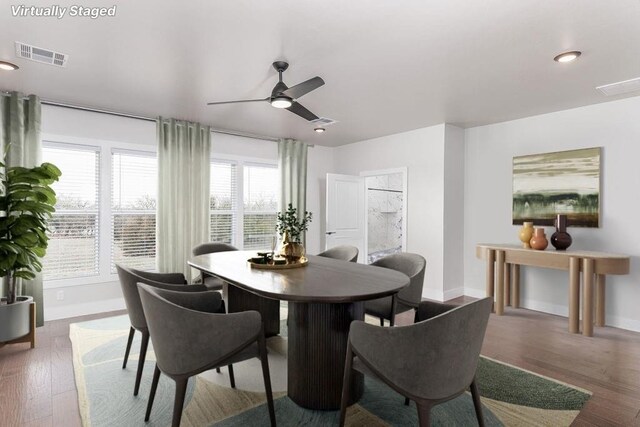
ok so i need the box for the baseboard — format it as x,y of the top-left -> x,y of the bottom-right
464,288 -> 485,299
463,287 -> 640,333
422,286 -> 465,302
421,288 -> 444,302
443,286 -> 464,301
44,297 -> 126,321
604,314 -> 640,332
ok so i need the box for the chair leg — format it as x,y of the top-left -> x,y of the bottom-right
145,364 -> 161,421
404,397 -> 410,406
133,332 -> 150,396
416,403 -> 432,427
122,327 -> 135,369
470,378 -> 485,427
379,317 -> 384,327
216,367 -> 221,373
228,364 -> 236,388
171,378 -> 188,427
339,345 -> 354,427
390,295 -> 397,327
258,332 -> 276,426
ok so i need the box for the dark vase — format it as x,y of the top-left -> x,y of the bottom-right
551,214 -> 572,250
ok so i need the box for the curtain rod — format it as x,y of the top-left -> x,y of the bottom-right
2,91 -> 314,146
42,100 -> 283,143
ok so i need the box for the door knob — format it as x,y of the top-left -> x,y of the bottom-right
325,231 -> 336,235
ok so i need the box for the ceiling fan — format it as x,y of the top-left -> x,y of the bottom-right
207,61 -> 325,122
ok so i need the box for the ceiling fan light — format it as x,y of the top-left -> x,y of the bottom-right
314,127 -> 326,133
271,96 -> 292,109
0,61 -> 19,71
554,51 -> 581,63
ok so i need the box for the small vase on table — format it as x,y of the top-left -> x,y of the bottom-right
530,228 -> 548,250
551,214 -> 572,251
519,221 -> 534,248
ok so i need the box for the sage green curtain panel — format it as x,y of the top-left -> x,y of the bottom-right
278,138 -> 308,240
0,92 -> 44,326
156,118 -> 211,282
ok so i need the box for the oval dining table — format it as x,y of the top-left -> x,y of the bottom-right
188,250 -> 409,410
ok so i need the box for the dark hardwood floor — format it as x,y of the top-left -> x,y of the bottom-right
0,310 -> 126,427
1,301 -> 640,426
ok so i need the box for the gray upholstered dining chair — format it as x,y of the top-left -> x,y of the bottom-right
364,253 -> 426,326
138,284 -> 277,427
317,245 -> 359,262
115,264 -> 231,396
340,297 -> 493,427
192,242 -> 238,290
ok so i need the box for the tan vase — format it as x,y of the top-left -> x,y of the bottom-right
529,228 -> 548,250
518,221 -> 534,248
280,231 -> 305,263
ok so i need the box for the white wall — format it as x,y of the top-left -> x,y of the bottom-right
41,105 -> 333,320
443,124 -> 465,299
43,105 -> 157,146
464,96 -> 640,331
333,124 -> 456,300
306,145 -> 335,255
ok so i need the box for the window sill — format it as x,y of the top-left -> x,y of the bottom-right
44,274 -> 119,289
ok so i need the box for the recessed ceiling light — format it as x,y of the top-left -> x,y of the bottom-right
0,61 -> 19,71
314,127 -> 326,133
270,96 -> 292,109
554,51 -> 581,63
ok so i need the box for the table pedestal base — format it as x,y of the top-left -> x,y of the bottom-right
288,301 -> 364,410
226,285 -> 280,337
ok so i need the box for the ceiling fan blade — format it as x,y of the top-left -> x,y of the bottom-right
207,98 -> 268,106
281,77 -> 324,100
286,102 -> 319,121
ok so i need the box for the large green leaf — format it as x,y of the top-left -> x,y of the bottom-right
7,174 -> 40,185
0,253 -> 17,270
11,200 -> 55,213
40,162 -> 62,178
31,246 -> 46,258
8,190 -> 39,201
31,186 -> 57,204
0,241 -> 21,254
14,232 -> 40,247
13,270 -> 36,280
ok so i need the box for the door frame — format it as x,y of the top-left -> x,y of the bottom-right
360,167 -> 408,264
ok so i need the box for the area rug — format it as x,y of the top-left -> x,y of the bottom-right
70,312 -> 591,426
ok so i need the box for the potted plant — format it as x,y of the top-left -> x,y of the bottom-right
0,152 -> 61,343
276,203 -> 312,262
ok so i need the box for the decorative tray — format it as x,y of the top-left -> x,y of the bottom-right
248,256 -> 309,270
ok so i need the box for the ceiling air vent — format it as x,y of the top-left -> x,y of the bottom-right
596,77 -> 640,97
310,117 -> 339,126
15,41 -> 68,67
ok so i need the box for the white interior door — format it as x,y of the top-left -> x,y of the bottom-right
326,173 -> 365,262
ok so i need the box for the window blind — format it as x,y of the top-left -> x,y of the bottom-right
243,164 -> 278,250
42,145 -> 100,280
210,161 -> 237,244
111,151 -> 157,272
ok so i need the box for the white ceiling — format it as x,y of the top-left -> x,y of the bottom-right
2,0 -> 640,147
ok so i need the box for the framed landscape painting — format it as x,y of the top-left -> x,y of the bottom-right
512,147 -> 601,227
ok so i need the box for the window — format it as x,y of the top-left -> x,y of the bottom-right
111,151 -> 157,272
243,164 -> 278,250
210,160 -> 278,250
42,139 -> 156,287
42,145 -> 100,280
42,139 -> 273,285
210,161 -> 237,244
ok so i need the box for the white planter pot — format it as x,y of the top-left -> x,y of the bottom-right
0,296 -> 33,342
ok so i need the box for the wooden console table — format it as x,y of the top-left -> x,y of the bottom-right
476,244 -> 630,337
